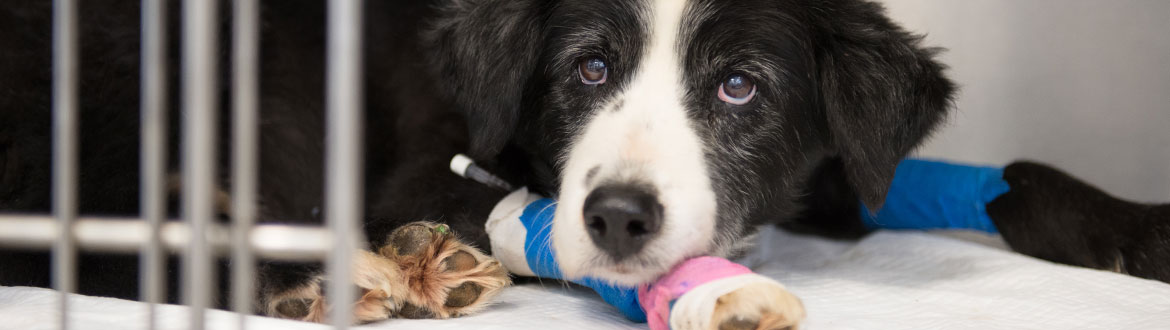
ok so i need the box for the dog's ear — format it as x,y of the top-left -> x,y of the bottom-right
814,1 -> 955,210
426,0 -> 545,159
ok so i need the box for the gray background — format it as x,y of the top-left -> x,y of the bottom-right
881,0 -> 1170,202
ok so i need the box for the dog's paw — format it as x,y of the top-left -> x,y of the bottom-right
266,221 -> 511,323
378,221 -> 511,319
669,274 -> 804,330
265,249 -> 408,323
989,161 -> 1170,283
1116,216 -> 1170,282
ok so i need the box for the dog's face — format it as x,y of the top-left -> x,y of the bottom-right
537,0 -> 822,284
430,0 -> 953,285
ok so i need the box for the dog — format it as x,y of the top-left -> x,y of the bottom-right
2,0 -> 1167,328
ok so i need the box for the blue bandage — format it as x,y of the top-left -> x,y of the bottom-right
860,158 -> 1010,233
519,199 -> 647,322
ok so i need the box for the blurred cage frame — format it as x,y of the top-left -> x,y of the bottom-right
0,0 -> 368,329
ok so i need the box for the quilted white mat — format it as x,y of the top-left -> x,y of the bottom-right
2,227 -> 1168,330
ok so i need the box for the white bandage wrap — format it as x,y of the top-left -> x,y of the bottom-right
485,187 -> 543,277
667,274 -> 789,330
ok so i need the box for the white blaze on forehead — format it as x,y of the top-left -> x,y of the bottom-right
552,0 -> 718,285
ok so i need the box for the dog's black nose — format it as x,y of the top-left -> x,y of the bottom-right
582,185 -> 663,261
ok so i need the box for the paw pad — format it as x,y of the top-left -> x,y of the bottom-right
273,298 -> 314,319
387,223 -> 436,257
276,221 -> 511,323
397,302 -> 436,319
444,282 -> 483,308
441,250 -> 477,272
718,317 -> 795,330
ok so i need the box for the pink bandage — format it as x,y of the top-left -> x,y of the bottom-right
638,257 -> 754,330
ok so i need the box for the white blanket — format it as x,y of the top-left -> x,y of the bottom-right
3,228 -> 1169,330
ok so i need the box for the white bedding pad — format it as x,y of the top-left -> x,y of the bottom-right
2,228 -> 1168,330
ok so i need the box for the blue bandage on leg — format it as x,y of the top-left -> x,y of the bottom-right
860,158 -> 1010,233
518,199 -> 648,322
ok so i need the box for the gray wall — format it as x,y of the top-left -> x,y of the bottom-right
880,0 -> 1170,202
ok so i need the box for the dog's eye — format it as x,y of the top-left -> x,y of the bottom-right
578,57 -> 608,85
718,73 -> 756,105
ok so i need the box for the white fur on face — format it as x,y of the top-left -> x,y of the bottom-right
552,0 -> 717,286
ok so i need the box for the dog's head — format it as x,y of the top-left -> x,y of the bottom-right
429,0 -> 953,285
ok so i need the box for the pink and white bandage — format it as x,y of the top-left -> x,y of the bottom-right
638,257 -> 754,330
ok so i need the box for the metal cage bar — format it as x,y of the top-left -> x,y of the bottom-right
3,0 -> 377,328
139,1 -> 168,329
232,0 -> 260,327
0,216 -> 333,260
326,0 -> 365,328
52,0 -> 80,329
182,0 -> 219,328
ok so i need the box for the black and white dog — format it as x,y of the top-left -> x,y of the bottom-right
2,0 -> 1167,328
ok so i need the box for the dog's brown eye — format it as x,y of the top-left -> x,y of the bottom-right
578,57 -> 608,85
718,73 -> 756,105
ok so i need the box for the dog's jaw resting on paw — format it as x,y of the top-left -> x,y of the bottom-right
266,222 -> 511,324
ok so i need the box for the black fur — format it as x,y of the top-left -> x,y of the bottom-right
1,0 -> 1166,316
988,162 -> 1169,282
812,0 -> 954,211
425,0 -> 548,160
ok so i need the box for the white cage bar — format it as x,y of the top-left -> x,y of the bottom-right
139,0 -> 167,329
326,0 -> 367,328
0,1 -> 370,329
52,0 -> 80,329
231,0 -> 260,328
0,216 -> 334,260
182,0 -> 219,328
